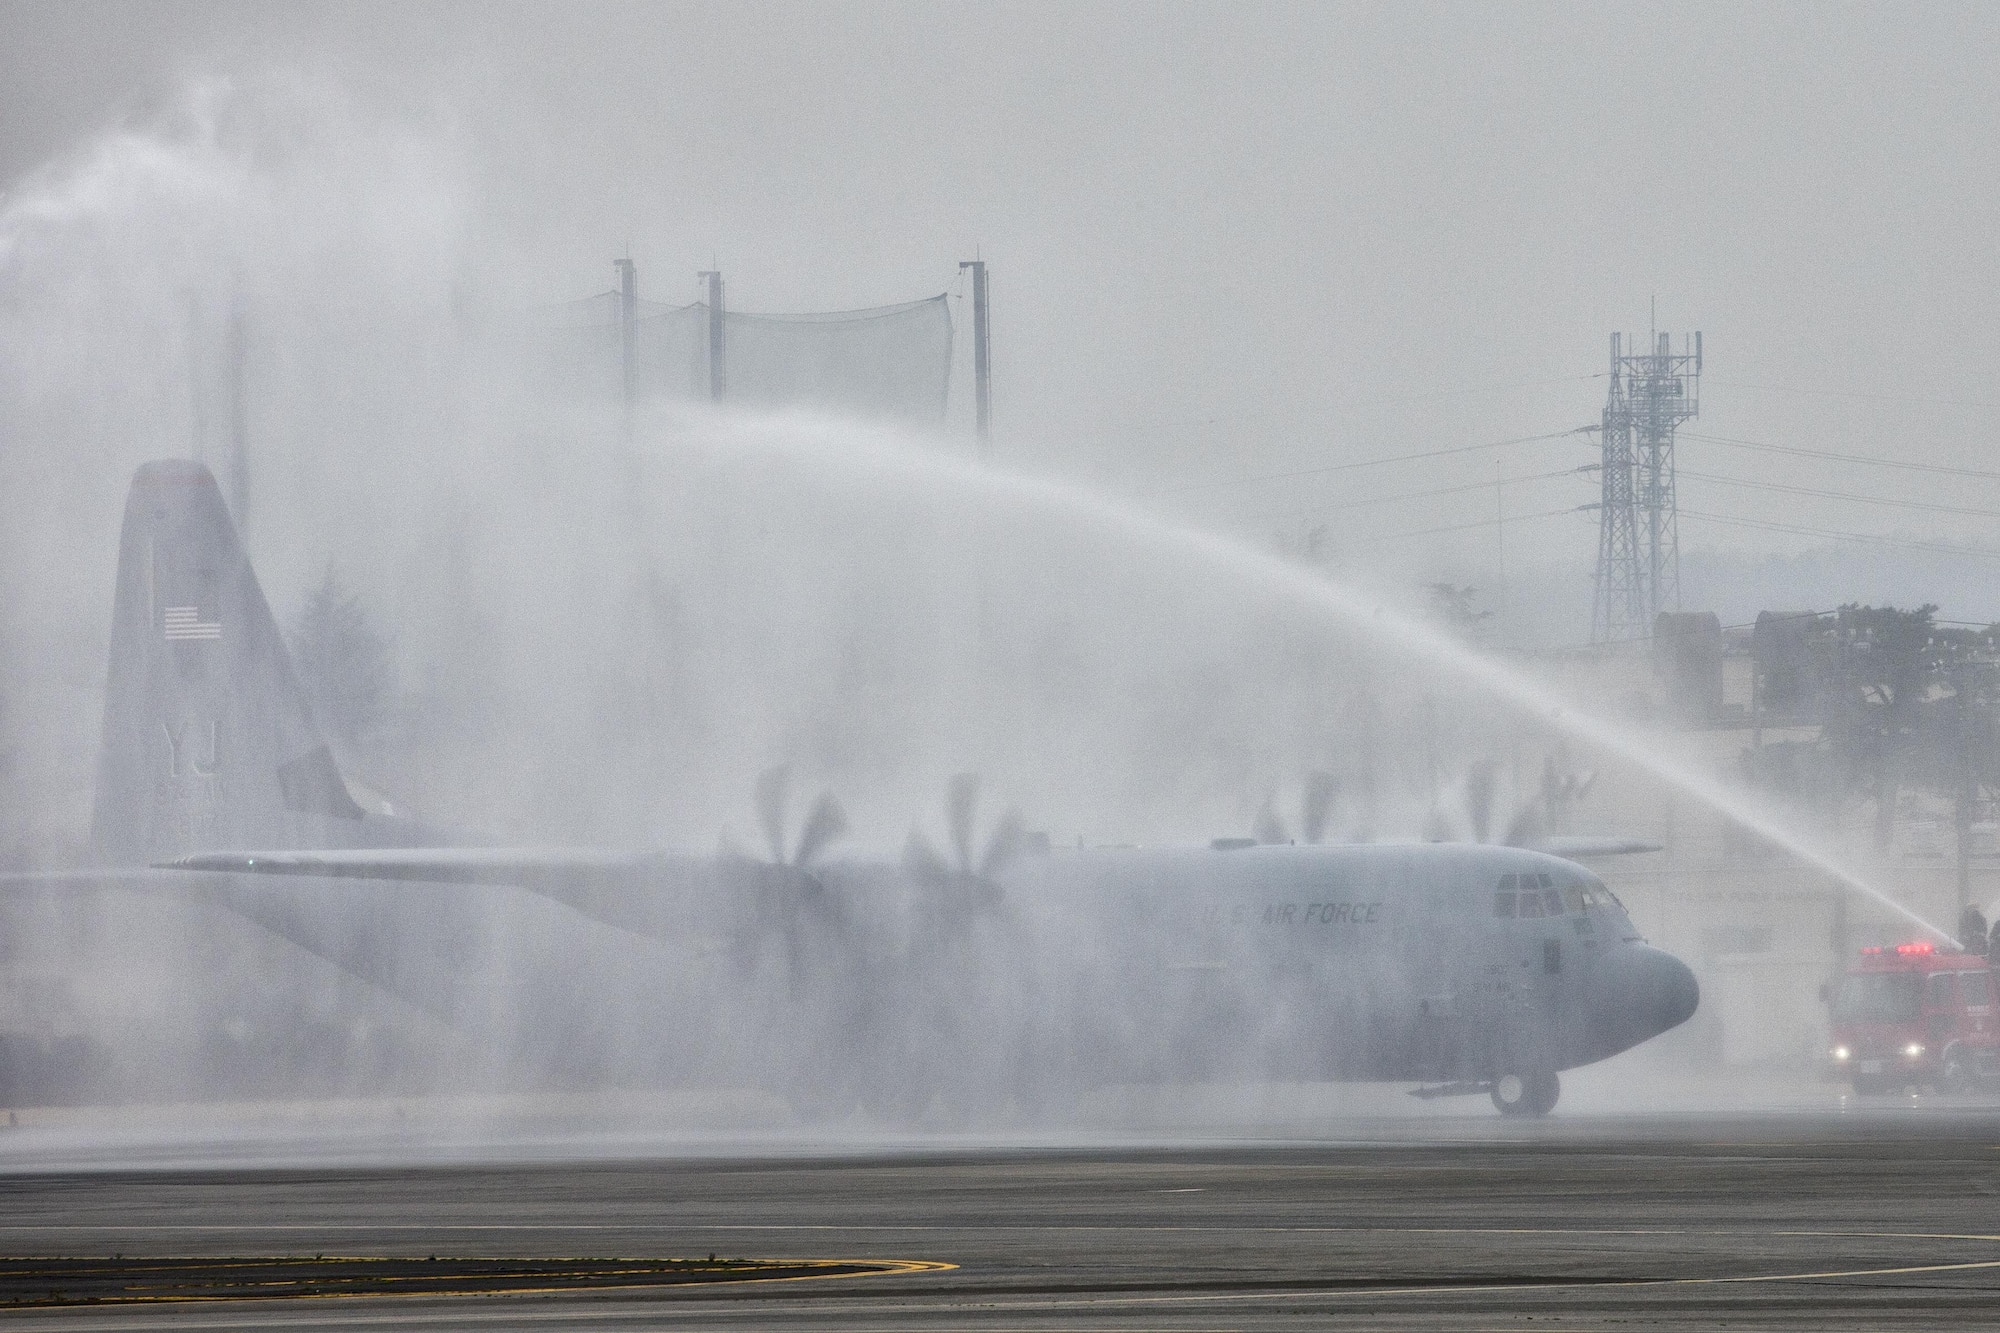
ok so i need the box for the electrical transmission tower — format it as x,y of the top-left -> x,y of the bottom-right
1590,327 -> 1702,643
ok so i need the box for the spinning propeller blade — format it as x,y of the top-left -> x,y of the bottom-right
722,767 -> 853,995
946,773 -> 979,874
793,790 -> 848,870
1428,754 -> 1600,850
904,773 -> 1025,922
756,765 -> 790,867
1464,759 -> 1498,845
1252,798 -> 1288,846
1301,771 -> 1339,845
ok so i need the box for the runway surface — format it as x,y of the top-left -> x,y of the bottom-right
5,1106 -> 2000,1329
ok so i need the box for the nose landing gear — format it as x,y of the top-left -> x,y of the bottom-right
1490,1069 -> 1560,1117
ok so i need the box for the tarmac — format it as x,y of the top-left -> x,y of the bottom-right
3,1089 -> 2000,1329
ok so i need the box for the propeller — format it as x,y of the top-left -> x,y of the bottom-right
902,773 -> 1029,924
1253,771 -> 1343,845
1538,754 -> 1597,833
749,764 -> 849,871
1424,756 -> 1594,848
721,765 -> 850,991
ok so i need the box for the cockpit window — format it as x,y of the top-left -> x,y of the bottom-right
1495,873 -> 1572,918
1493,872 -> 1591,918
1962,972 -> 1993,1007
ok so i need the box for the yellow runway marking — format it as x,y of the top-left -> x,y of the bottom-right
0,1257 -> 955,1308
6,1229 -> 1994,1313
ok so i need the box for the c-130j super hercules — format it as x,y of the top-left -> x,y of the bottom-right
75,459 -> 1695,1118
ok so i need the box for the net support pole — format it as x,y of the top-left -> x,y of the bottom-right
699,270 -> 726,401
959,259 -> 990,451
615,257 -> 637,412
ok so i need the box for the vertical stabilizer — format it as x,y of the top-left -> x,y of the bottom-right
92,460 -> 361,866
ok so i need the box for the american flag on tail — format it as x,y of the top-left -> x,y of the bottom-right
162,606 -> 221,641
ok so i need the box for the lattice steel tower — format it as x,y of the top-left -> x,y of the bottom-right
1591,328 -> 1701,643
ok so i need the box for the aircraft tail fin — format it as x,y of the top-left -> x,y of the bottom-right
91,459 -> 363,866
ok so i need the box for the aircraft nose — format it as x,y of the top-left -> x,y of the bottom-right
1621,944 -> 1700,1036
1586,944 -> 1700,1058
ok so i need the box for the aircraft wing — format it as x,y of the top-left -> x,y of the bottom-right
157,847 -> 744,955
1541,836 -> 1663,859
156,847 -> 680,888
0,851 -> 683,893
0,868 -> 203,891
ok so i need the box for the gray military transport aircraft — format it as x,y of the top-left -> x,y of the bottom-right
44,459 -> 1698,1117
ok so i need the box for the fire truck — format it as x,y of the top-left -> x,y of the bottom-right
1827,941 -> 2000,1094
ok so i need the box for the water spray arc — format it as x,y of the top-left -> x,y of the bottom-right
685,414 -> 1956,947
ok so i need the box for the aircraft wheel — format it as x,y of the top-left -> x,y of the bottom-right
1490,1069 -> 1559,1117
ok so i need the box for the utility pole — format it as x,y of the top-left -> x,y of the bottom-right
615,257 -> 637,411
708,269 -> 725,402
1590,325 -> 1700,643
1951,662 -> 1982,919
1958,714 -> 1975,919
959,259 -> 990,450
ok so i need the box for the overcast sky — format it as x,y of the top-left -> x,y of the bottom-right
4,0 -> 1998,617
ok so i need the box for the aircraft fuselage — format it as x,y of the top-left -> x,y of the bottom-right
819,840 -> 1698,1090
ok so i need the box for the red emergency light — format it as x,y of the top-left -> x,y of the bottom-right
1859,946 -> 1883,955
1894,941 -> 1935,956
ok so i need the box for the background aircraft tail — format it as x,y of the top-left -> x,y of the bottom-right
90,459 -> 364,866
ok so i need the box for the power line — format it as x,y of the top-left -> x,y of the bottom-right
1129,374 -> 1605,437
1677,508 -> 2000,560
1704,379 -> 1997,414
1320,372 -> 1605,412
1158,426 -> 1594,498
1227,467 -> 1584,527
1677,469 -> 2000,520
1679,431 -> 2000,482
1374,504 -> 1584,543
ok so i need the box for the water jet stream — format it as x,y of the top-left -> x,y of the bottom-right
677,412 -> 1957,947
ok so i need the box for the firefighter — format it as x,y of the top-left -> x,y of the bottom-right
1963,907 -> 1992,957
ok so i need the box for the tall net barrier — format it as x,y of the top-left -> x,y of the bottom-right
507,291 -> 953,427
718,298 -> 952,425
632,302 -> 715,402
